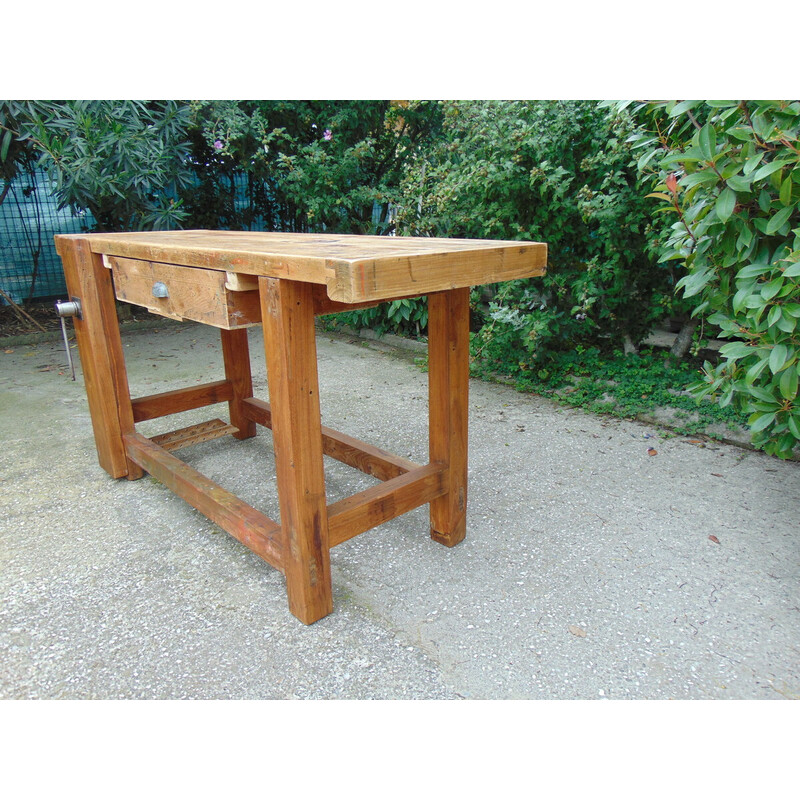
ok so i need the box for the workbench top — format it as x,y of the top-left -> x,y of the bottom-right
55,230 -> 547,303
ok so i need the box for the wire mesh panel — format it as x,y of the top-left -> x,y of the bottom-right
0,167 -> 389,304
0,168 -> 94,304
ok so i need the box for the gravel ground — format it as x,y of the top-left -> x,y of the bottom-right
1,321 -> 799,701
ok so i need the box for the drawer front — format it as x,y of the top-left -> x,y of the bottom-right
106,256 -> 261,329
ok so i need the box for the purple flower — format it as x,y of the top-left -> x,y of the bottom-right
323,129 -> 332,141
213,140 -> 224,150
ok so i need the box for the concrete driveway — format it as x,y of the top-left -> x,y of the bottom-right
1,321 -> 798,699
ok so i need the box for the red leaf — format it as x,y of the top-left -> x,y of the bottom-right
708,535 -> 720,544
666,173 -> 679,195
647,447 -> 658,456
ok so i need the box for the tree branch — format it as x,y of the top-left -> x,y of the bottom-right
0,287 -> 47,331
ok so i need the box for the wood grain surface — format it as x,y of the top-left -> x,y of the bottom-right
56,230 -> 547,303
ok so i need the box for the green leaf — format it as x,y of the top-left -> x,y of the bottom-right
777,310 -> 797,333
726,175 -> 753,193
727,127 -> 753,142
698,124 -> 717,161
761,276 -> 784,300
736,262 -> 772,279
749,385 -> 783,404
676,268 -> 713,298
780,367 -> 799,400
715,187 -> 736,222
743,153 -> 763,175
745,358 -> 769,384
744,293 -> 766,308
769,343 -> 789,373
788,415 -> 800,439
732,288 -> 751,314
719,341 -> 754,360
680,171 -> 720,189
767,305 -> 783,327
736,224 -> 755,252
780,175 -> 793,206
637,148 -> 660,172
668,100 -> 700,117
0,129 -> 11,162
749,411 -> 776,432
752,160 -> 785,182
661,150 -> 701,166
720,160 -> 741,180
783,261 -> 800,277
766,206 -> 794,235
706,312 -> 730,327
692,300 -> 711,317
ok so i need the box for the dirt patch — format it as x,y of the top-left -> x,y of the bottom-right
0,299 -> 149,340
0,300 -> 63,337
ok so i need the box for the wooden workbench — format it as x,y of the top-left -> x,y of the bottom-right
55,231 -> 547,624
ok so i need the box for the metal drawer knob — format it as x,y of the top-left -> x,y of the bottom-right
152,281 -> 169,298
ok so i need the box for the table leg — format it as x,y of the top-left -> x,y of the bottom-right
220,328 -> 257,440
428,288 -> 470,546
259,277 -> 333,624
57,237 -> 142,480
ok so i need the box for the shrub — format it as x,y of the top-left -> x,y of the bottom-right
626,101 -> 800,458
391,100 -> 681,369
184,100 -> 442,234
4,100 -> 192,231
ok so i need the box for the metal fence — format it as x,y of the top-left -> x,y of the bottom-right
0,168 -> 264,305
1,168 -> 394,305
0,168 -> 94,304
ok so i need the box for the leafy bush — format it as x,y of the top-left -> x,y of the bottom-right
182,101 -> 443,338
322,297 -> 429,338
3,101 -> 192,231
1,102 -> 37,204
184,100 -> 442,234
626,101 -> 800,458
390,100 -> 681,369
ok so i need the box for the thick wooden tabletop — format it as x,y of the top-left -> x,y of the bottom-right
55,230 -> 547,304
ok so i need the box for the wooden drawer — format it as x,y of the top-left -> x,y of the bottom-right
105,256 -> 261,329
